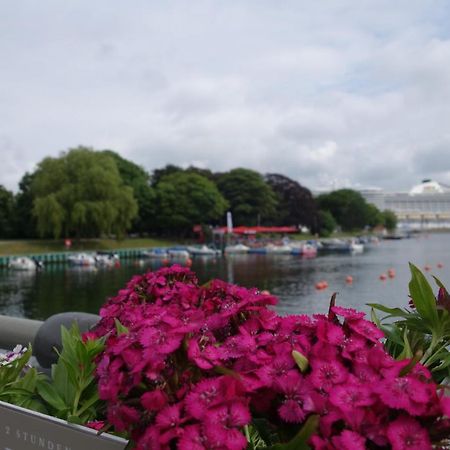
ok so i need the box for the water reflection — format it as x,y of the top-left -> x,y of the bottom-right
1,234 -> 450,320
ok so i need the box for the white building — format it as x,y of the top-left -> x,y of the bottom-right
360,180 -> 450,230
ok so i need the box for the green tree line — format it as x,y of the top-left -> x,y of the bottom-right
0,146 -> 396,239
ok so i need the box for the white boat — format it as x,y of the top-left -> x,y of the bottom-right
265,244 -> 292,254
348,239 -> 364,253
8,257 -> 39,270
291,243 -> 318,257
168,248 -> 190,259
187,245 -> 220,256
320,238 -> 364,253
95,252 -> 119,266
141,248 -> 169,259
67,253 -> 96,266
224,244 -> 250,254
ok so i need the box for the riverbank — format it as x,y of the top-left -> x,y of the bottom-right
0,237 -> 181,256
0,231 -> 377,257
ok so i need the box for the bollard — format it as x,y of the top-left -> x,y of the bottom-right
0,312 -> 100,369
0,315 -> 43,349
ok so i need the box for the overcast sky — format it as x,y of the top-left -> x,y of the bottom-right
2,1 -> 450,192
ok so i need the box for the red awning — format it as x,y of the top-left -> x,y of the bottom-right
213,226 -> 298,235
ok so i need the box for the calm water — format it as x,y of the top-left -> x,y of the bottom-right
1,233 -> 449,320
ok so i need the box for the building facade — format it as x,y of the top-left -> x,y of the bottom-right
360,180 -> 450,230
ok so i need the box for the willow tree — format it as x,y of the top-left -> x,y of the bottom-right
32,147 -> 138,239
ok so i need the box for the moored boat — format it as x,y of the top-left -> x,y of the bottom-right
265,244 -> 292,254
319,238 -> 364,253
224,244 -> 250,254
168,247 -> 190,259
95,252 -> 120,267
187,245 -> 220,256
141,248 -> 169,259
8,257 -> 40,271
67,253 -> 96,266
348,238 -> 364,253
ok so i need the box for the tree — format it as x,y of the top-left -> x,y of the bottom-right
317,189 -> 379,231
383,210 -> 397,231
366,203 -> 384,228
32,147 -> 138,239
265,173 -> 319,232
0,185 -> 14,238
13,172 -> 38,238
153,172 -> 228,235
217,168 -> 278,226
102,150 -> 155,234
151,164 -> 183,187
318,210 -> 337,237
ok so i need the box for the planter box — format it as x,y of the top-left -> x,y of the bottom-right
0,400 -> 128,450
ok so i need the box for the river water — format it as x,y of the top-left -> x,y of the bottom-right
1,233 -> 449,320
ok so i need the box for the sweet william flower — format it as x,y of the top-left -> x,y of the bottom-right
387,415 -> 431,450
141,390 -> 168,413
155,404 -> 185,444
107,403 -> 140,432
203,402 -> 251,450
85,420 -> 105,431
331,306 -> 365,320
331,430 -> 366,450
178,425 -> 209,450
88,265 -> 450,449
329,383 -> 375,412
347,318 -> 385,343
275,371 -> 314,423
309,358 -> 348,391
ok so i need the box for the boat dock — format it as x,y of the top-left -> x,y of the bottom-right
0,247 -> 145,268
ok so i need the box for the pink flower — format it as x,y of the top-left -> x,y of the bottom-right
331,430 -> 366,450
85,420 -> 105,431
187,337 -> 220,370
185,378 -> 233,419
331,306 -> 365,320
155,404 -> 185,444
377,376 -> 432,415
135,425 -> 162,450
329,383 -> 374,412
141,390 -> 168,413
178,425 -> 209,450
107,404 -> 140,432
309,359 -> 348,391
276,371 -> 314,423
347,318 -> 384,343
139,326 -> 183,354
316,318 -> 345,345
203,402 -> 250,450
387,416 -> 431,450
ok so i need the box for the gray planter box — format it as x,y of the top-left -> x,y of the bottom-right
0,400 -> 128,450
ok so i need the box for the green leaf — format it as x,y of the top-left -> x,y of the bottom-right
67,415 -> 84,425
37,380 -> 68,413
408,263 -> 438,326
114,318 -> 129,335
292,350 -> 309,373
367,303 -> 410,318
266,415 -> 318,450
433,275 -> 446,290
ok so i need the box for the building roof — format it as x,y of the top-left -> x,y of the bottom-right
409,179 -> 449,195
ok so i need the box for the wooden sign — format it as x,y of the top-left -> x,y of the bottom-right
0,401 -> 128,450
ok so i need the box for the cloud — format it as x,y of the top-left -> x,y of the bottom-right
1,0 -> 450,193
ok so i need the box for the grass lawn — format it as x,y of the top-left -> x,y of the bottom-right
0,238 -> 182,256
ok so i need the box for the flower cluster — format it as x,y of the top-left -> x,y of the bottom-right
0,344 -> 28,366
90,265 -> 450,449
270,307 -> 450,449
91,265 -> 278,449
